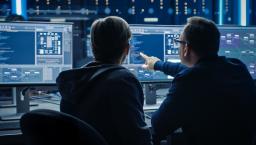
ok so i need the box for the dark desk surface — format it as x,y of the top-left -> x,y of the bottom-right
0,87 -> 169,145
0,98 -> 59,145
0,97 -> 162,135
0,98 -> 60,134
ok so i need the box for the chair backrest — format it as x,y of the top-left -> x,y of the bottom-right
20,109 -> 108,145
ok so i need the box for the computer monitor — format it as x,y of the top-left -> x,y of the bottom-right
123,25 -> 184,82
126,25 -> 256,82
218,26 -> 256,79
0,21 -> 73,85
85,25 -> 256,82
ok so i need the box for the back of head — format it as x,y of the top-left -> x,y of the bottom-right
183,16 -> 220,57
90,16 -> 131,63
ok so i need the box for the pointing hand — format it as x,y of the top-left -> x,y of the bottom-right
140,52 -> 160,70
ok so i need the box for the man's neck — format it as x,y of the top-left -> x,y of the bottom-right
186,52 -> 200,67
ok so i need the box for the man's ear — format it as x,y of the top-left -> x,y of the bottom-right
183,45 -> 189,57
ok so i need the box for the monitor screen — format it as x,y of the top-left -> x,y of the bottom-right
0,22 -> 73,85
123,25 -> 184,82
218,26 -> 256,79
85,25 -> 256,82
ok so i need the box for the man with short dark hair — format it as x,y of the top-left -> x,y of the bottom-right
141,16 -> 256,145
57,16 -> 152,145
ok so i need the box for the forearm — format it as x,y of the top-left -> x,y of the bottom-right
154,61 -> 187,76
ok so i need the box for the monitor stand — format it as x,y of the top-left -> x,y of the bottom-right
0,87 -> 38,108
0,87 -> 30,121
144,84 -> 157,105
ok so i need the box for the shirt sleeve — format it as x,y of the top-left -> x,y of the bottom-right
154,61 -> 187,77
108,75 -> 153,145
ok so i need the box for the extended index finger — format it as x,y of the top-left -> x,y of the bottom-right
140,52 -> 149,60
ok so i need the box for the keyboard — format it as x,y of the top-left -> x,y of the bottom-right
0,102 -> 38,108
0,121 -> 20,130
0,113 -> 23,121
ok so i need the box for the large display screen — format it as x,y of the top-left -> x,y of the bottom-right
0,22 -> 73,85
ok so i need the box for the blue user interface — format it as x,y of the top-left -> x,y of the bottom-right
0,22 -> 73,85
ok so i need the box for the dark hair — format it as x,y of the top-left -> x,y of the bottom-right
183,16 -> 220,57
5,14 -> 25,21
90,16 -> 131,63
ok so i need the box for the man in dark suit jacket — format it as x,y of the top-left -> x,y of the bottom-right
57,16 -> 152,145
141,16 -> 256,145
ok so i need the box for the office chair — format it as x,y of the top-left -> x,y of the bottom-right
20,109 -> 108,145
